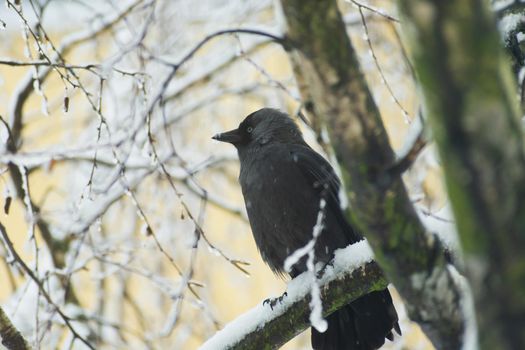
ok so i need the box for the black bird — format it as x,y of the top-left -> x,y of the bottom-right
213,108 -> 400,349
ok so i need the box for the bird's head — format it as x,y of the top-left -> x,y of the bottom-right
212,108 -> 304,149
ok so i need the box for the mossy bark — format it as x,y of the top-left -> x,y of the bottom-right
279,0 -> 469,348
224,262 -> 387,350
0,306 -> 31,350
398,1 -> 525,349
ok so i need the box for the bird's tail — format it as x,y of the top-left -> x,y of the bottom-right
311,289 -> 401,350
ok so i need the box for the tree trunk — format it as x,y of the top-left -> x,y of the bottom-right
279,0 -> 472,348
397,1 -> 525,348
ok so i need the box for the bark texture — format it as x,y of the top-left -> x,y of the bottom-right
0,307 -> 31,350
398,1 -> 525,349
203,261 -> 387,350
279,0 -> 470,348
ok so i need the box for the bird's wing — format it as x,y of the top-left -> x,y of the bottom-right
287,143 -> 362,244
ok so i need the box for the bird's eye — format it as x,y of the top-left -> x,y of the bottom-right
246,126 -> 253,133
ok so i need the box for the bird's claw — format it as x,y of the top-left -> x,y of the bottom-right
263,292 -> 288,310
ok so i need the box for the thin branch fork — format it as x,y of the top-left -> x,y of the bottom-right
387,131 -> 427,177
348,0 -> 400,22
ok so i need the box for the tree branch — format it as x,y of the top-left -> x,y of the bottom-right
164,29 -> 286,71
200,242 -> 387,350
0,306 -> 31,350
388,113 -> 427,177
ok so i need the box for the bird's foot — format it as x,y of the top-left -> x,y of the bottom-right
263,292 -> 288,310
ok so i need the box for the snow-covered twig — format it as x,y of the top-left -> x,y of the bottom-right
284,197 -> 327,332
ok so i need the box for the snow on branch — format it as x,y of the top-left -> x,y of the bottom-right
200,240 -> 387,350
0,306 -> 31,350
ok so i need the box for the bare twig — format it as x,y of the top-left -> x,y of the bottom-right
387,115 -> 427,177
356,5 -> 411,123
348,0 -> 400,22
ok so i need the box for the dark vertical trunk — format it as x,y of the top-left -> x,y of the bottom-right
398,1 -> 525,348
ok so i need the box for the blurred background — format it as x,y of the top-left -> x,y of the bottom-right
0,0 -> 456,348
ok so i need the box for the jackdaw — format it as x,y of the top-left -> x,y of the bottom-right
213,108 -> 400,349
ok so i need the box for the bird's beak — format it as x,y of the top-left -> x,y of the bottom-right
212,128 -> 242,144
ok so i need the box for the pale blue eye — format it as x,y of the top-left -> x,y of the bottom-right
247,126 -> 253,133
